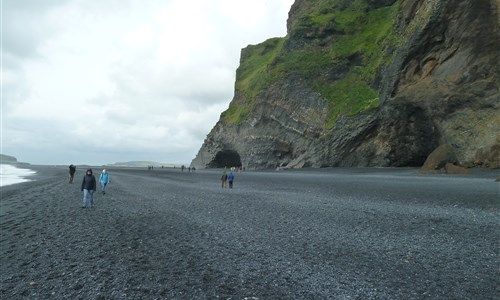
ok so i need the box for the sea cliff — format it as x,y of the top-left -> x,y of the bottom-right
192,0 -> 499,169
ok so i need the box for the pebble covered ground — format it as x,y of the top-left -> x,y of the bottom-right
1,166 -> 498,299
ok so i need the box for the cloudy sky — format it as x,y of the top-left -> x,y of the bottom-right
1,0 -> 293,166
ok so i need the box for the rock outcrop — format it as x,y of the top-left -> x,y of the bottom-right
192,0 -> 499,169
420,144 -> 458,172
419,143 -> 469,174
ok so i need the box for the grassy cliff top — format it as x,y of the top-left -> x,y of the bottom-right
223,0 -> 402,128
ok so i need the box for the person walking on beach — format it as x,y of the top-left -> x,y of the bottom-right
81,169 -> 96,208
69,164 -> 76,183
99,169 -> 110,194
228,171 -> 235,189
221,168 -> 228,188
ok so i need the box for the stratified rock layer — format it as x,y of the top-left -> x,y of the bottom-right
192,0 -> 499,169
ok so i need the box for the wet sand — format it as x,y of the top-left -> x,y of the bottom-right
1,166 -> 499,299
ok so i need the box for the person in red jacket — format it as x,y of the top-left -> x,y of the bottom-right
81,169 -> 96,208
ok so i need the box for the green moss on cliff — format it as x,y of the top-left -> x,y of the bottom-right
317,75 -> 379,129
222,101 -> 254,125
222,38 -> 285,124
223,0 -> 401,127
236,37 -> 285,101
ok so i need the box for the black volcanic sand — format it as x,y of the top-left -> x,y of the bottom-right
1,166 -> 499,299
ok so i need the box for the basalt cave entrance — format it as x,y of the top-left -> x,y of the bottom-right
209,150 -> 242,168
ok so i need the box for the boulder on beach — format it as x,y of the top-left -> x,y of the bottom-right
444,163 -> 469,175
420,144 -> 458,173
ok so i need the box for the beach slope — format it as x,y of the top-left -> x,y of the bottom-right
1,166 -> 498,299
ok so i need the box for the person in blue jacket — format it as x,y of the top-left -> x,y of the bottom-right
81,169 -> 96,208
99,169 -> 111,194
228,171 -> 235,189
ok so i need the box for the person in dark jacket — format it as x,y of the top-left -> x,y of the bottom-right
69,164 -> 76,183
81,169 -> 96,208
220,166 -> 228,188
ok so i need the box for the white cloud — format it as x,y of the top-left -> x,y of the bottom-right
123,25 -> 154,49
1,0 -> 294,165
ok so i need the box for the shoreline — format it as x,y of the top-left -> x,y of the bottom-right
0,164 -> 38,187
1,164 -> 498,194
1,163 -> 498,191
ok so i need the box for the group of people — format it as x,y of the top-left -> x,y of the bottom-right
221,166 -> 235,189
69,165 -> 110,208
179,165 -> 196,172
71,164 -> 240,208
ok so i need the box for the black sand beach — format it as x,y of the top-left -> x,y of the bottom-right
1,166 -> 499,299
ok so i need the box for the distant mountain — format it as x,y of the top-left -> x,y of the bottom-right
0,154 -> 18,164
107,161 -> 179,168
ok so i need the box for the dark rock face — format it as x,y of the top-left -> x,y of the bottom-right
194,80 -> 327,169
192,0 -> 499,169
367,0 -> 398,9
378,0 -> 500,167
474,136 -> 500,168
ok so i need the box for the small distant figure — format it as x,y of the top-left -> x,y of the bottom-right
181,165 -> 185,172
69,164 -> 76,183
99,169 -> 111,195
228,171 -> 234,189
188,166 -> 191,172
221,173 -> 228,188
81,169 -> 96,208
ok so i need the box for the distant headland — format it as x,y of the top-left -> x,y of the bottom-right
1,154 -> 19,164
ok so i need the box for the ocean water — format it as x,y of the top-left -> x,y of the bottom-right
0,164 -> 36,187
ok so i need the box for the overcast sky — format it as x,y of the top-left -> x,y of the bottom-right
1,0 -> 293,166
